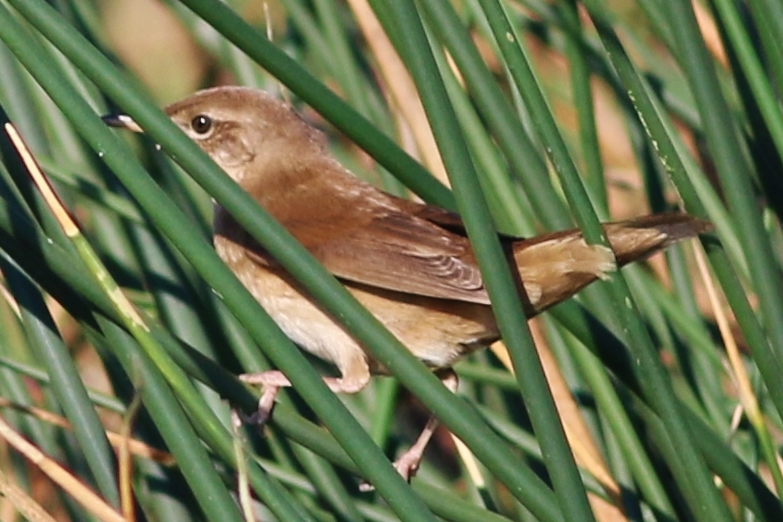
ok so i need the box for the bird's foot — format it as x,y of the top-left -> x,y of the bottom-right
238,370 -> 291,426
358,445 -> 425,492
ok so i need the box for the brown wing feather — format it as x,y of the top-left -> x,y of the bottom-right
239,191 -> 492,304
310,212 -> 490,303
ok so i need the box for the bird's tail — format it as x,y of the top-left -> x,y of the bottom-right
511,213 -> 711,315
605,213 -> 713,266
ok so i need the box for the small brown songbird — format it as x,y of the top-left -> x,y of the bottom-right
105,86 -> 711,482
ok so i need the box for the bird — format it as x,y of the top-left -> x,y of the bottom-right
104,85 -> 711,483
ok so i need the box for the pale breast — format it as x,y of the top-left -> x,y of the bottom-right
214,235 -> 363,370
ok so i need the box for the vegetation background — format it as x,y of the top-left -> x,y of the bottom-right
0,0 -> 780,521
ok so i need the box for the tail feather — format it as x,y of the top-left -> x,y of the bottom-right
606,213 -> 712,266
512,213 -> 710,315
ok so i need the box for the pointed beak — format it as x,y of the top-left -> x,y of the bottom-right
101,113 -> 143,133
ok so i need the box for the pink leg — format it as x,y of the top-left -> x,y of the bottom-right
239,356 -> 371,425
360,369 -> 459,491
242,361 -> 458,489
392,369 -> 458,480
239,370 -> 291,425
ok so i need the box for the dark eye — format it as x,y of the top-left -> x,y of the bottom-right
190,114 -> 212,134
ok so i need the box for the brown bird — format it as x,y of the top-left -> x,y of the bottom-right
105,86 -> 711,482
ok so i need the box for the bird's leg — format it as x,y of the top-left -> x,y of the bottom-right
239,352 -> 371,425
242,359 -> 463,489
360,368 -> 458,491
239,370 -> 290,425
392,368 -> 458,481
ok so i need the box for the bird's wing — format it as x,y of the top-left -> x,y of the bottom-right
315,211 -> 491,303
243,202 -> 493,304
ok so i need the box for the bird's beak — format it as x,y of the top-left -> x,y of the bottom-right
101,114 -> 143,133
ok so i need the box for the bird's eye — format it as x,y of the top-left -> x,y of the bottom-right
190,114 -> 213,135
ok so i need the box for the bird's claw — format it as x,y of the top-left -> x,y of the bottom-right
358,454 -> 421,492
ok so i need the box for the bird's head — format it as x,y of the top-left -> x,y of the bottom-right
104,86 -> 327,184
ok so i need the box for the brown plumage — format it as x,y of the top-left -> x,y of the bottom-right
105,86 -> 711,483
